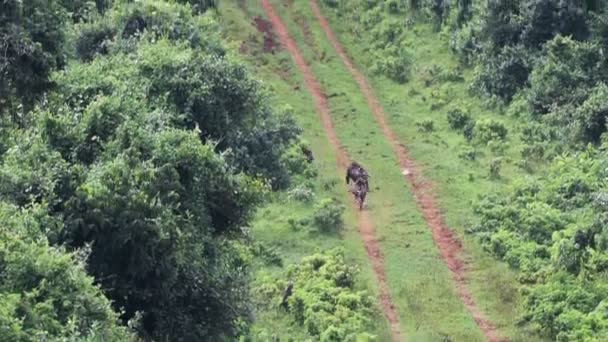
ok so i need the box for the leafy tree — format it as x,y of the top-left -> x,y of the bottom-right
0,205 -> 132,341
473,45 -> 531,102
481,0 -> 523,50
520,0 -> 589,49
527,36 -> 602,114
0,0 -> 69,117
56,128 -> 264,339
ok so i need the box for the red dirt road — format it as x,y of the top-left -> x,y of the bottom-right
260,1 -> 404,341
309,1 -> 505,341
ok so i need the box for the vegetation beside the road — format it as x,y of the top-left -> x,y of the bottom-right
1,0 -> 375,340
320,0 -> 608,340
4,0 -> 608,340
220,2 -> 392,340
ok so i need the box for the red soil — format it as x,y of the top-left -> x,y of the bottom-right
309,1 -> 506,341
260,1 -> 404,341
253,16 -> 280,53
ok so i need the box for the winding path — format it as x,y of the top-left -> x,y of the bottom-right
260,1 -> 404,340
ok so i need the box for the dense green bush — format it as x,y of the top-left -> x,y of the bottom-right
416,119 -> 435,133
313,198 -> 345,233
471,149 -> 608,339
0,0 -> 307,340
75,20 -> 116,61
0,0 -> 69,115
0,207 -> 132,341
473,118 -> 508,144
446,105 -> 472,131
472,45 -> 531,102
371,43 -> 413,83
254,248 -> 376,340
527,36 -> 602,115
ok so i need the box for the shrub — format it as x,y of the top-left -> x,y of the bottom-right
322,0 -> 339,8
474,119 -> 508,144
252,242 -> 283,267
371,43 -> 413,83
462,121 -> 475,141
489,158 -> 502,178
446,105 -> 472,131
521,143 -> 546,161
473,45 -> 531,102
283,249 -> 376,340
472,149 -> 608,339
312,198 -> 345,232
527,36 -> 601,114
0,226 -> 133,341
177,0 -> 218,13
416,119 -> 435,133
287,184 -> 315,203
281,141 -> 317,180
458,146 -> 477,161
75,20 -> 116,62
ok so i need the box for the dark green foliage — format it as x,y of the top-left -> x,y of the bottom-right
473,118 -> 508,144
59,0 -> 97,22
455,0 -> 472,27
458,146 -> 477,161
0,0 -> 304,340
527,36 -> 602,114
473,45 -> 531,102
488,158 -> 502,178
76,20 -> 116,61
446,105 -> 472,131
0,0 -> 69,115
114,0 -> 224,54
371,43 -> 413,83
519,0 -> 589,49
481,0 -> 523,50
416,119 -> 435,133
0,207 -> 132,341
177,0 -> 218,13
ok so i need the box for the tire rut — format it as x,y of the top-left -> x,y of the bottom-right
260,1 -> 404,341
309,1 -> 505,341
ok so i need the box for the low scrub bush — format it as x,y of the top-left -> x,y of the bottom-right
76,20 -> 116,61
458,146 -> 477,161
471,149 -> 608,339
488,158 -> 502,178
287,184 -> 315,203
254,248 -> 376,340
312,198 -> 344,233
416,119 -> 435,133
446,105 -> 472,131
474,118 -> 508,144
371,43 -> 413,83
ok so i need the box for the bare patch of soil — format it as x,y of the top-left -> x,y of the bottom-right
253,16 -> 280,53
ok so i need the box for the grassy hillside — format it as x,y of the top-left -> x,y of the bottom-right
5,0 -> 607,341
219,2 -> 392,340
219,0 -> 542,340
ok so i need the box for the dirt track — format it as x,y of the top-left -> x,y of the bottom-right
260,1 -> 404,340
309,1 -> 505,341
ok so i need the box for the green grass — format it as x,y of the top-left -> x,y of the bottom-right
219,2 -> 391,340
304,4 -> 548,341
219,0 -> 549,340
266,1 -> 488,340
